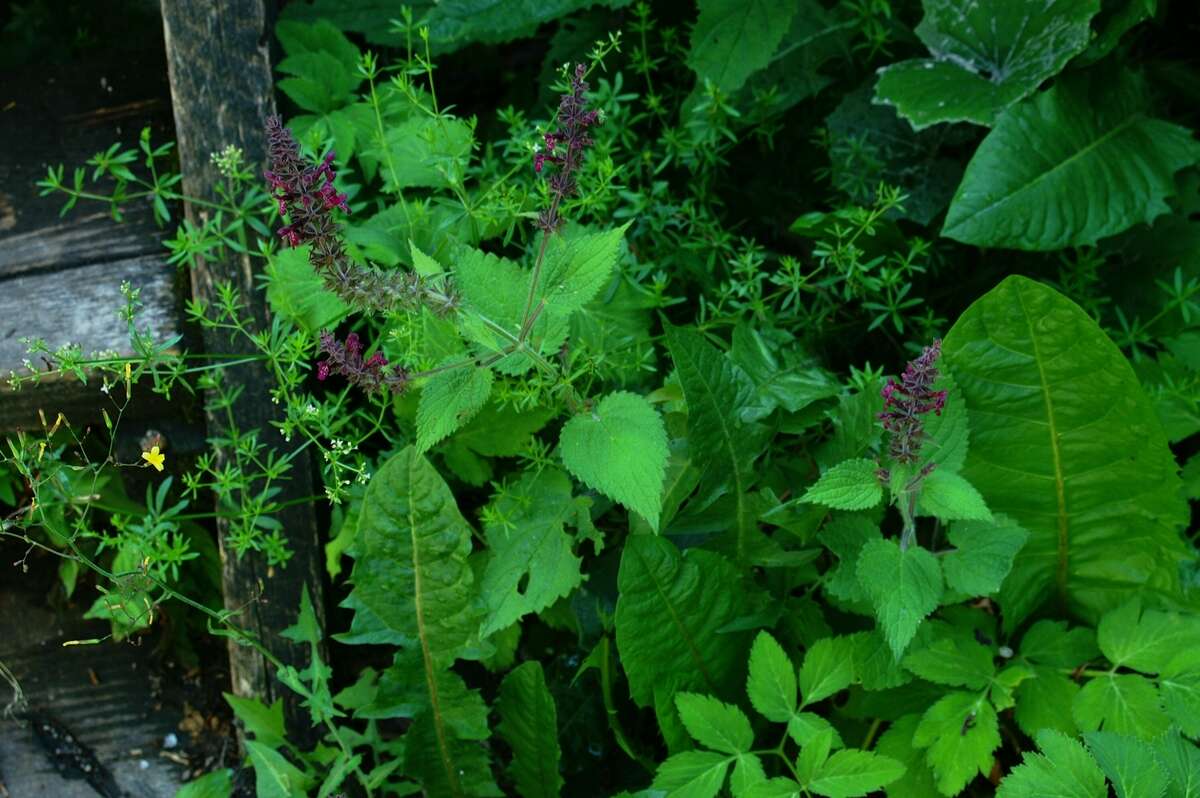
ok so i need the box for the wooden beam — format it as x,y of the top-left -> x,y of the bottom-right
158,0 -> 326,741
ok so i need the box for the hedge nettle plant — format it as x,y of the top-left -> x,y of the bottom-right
4,2 -> 1200,797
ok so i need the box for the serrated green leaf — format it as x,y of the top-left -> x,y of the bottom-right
1096,599 -> 1200,674
560,391 -> 668,528
245,740 -> 312,798
943,276 -> 1191,631
913,692 -> 1000,795
175,769 -> 234,798
819,514 -> 881,609
903,634 -> 994,689
731,754 -> 768,798
745,778 -> 803,798
225,694 -> 286,750
874,0 -> 1099,129
917,470 -> 992,521
1019,620 -> 1100,668
799,638 -> 854,707
856,539 -> 943,659
1073,673 -> 1170,739
676,692 -> 755,754
787,712 -> 845,749
942,70 -> 1199,249
1084,730 -> 1170,798
498,661 -> 562,798
416,360 -> 493,452
807,749 -> 906,798
997,729 -> 1107,798
479,468 -> 582,637
537,224 -> 630,321
802,459 -> 883,511
1159,663 -> 1200,739
615,536 -> 752,707
652,750 -> 733,798
921,373 -> 969,472
686,0 -> 797,92
266,245 -> 349,334
664,324 -> 766,560
797,728 -> 834,784
377,115 -> 473,191
1014,669 -> 1080,738
747,631 -> 797,723
1154,731 -> 1200,798
876,715 -> 940,798
943,515 -> 1030,598
847,630 -> 913,691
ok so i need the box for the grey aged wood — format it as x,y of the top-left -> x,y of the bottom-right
159,0 -> 326,742
0,590 -> 182,798
0,255 -> 183,430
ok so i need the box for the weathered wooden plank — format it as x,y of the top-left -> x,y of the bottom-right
159,0 -> 327,744
0,590 -> 183,798
0,255 -> 185,431
0,55 -> 174,279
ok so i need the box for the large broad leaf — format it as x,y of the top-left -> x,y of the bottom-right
664,324 -> 768,561
342,448 -> 497,797
687,0 -> 797,93
615,536 -> 751,707
942,70 -> 1199,250
874,0 -> 1099,130
478,468 -> 583,636
943,276 -> 1192,631
560,391 -> 669,528
497,662 -> 562,798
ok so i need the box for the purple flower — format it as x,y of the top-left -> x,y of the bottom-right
879,340 -> 947,464
316,331 -> 409,396
534,63 -> 601,232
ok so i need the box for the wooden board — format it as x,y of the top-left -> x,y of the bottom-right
0,590 -> 183,798
0,255 -> 184,431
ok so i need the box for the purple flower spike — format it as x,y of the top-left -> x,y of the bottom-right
879,340 -> 948,464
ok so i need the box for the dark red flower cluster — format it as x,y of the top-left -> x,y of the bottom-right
263,116 -> 457,317
317,332 -> 409,396
534,63 -> 601,232
879,340 -> 947,464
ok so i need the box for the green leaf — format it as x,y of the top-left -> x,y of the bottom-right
746,631 -> 798,722
802,459 -> 883,511
876,715 -> 940,798
916,470 -> 992,522
224,694 -> 286,750
537,224 -> 630,321
819,513 -> 881,609
1014,669 -> 1080,738
377,115 -> 474,190
686,0 -> 797,92
266,245 -> 348,334
997,729 -> 1107,798
731,754 -> 768,798
799,638 -> 854,706
664,324 -> 766,560
1018,620 -> 1100,668
245,740 -> 312,798
479,468 -> 582,637
874,0 -> 1099,129
560,391 -> 668,528
847,630 -> 913,691
920,373 -> 969,473
745,778 -> 804,798
797,728 -> 834,784
1084,731 -> 1170,798
498,661 -> 562,798
1154,731 -> 1200,798
942,276 -> 1191,630
175,769 -> 233,798
1096,599 -> 1200,674
807,750 -> 906,798
942,515 -> 1029,598
652,750 -> 733,798
1073,673 -> 1170,739
855,539 -> 943,659
676,692 -> 755,754
942,70 -> 1199,250
1160,662 -> 1200,739
913,692 -> 1001,796
615,536 -> 752,707
342,448 -> 495,797
903,634 -> 994,689
416,360 -> 493,452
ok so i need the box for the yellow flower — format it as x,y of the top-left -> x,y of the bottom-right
141,445 -> 166,472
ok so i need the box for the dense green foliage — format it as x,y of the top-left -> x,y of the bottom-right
5,1 -> 1200,796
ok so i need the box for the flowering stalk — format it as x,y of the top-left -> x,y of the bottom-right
520,63 -> 601,339
264,116 -> 457,317
316,332 -> 410,396
877,340 -> 947,550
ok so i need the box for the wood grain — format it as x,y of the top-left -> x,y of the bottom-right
160,0 -> 327,745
